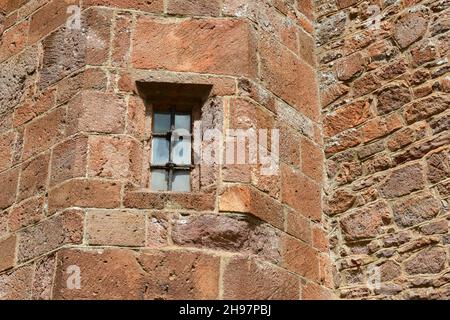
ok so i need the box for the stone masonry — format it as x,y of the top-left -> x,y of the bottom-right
0,0 -> 448,300
317,0 -> 449,299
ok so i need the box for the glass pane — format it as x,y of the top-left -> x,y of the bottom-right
172,170 -> 190,192
153,113 -> 171,133
151,137 -> 169,165
151,169 -> 168,191
172,136 -> 191,165
175,114 -> 191,132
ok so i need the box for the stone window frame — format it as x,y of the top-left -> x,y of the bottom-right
136,81 -> 213,194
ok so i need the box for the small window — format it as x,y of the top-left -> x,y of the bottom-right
150,107 -> 192,192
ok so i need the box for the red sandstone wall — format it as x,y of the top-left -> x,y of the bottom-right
0,0 -> 331,300
316,0 -> 449,299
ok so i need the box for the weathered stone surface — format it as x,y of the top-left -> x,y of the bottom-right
340,201 -> 391,241
0,46 -> 39,118
380,260 -> 401,282
219,185 -> 284,228
376,83 -> 412,115
394,134 -> 450,165
84,0 -> 163,12
427,150 -> 450,184
50,135 -> 88,187
17,210 -> 83,262
18,152 -> 50,201
393,192 -> 442,228
317,12 -> 347,45
404,247 -> 446,275
32,254 -> 56,300
53,248 -> 147,300
282,235 -> 319,281
66,91 -> 126,135
86,210 -> 146,246
88,135 -> 142,183
0,235 -> 16,272
124,190 -> 216,212
281,165 -> 321,221
404,95 -> 449,124
13,88 -> 56,128
334,52 -> 366,81
167,0 -> 221,16
323,100 -> 371,137
39,27 -> 85,89
260,36 -> 319,120
0,19 -> 28,63
132,17 -> 257,78
138,250 -> 220,300
0,265 -> 33,300
172,213 -> 281,263
0,131 -> 16,172
223,256 -> 299,299
285,208 -> 311,243
302,281 -> 335,300
28,0 -> 78,44
325,189 -> 356,216
393,10 -> 428,48
22,107 -> 66,160
0,168 -> 19,210
379,164 -> 425,198
9,196 -> 44,231
420,220 -> 448,235
301,137 -> 323,183
48,179 -> 121,213
147,212 -> 169,248
430,113 -> 450,135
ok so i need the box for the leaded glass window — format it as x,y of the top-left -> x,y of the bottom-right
150,108 -> 192,192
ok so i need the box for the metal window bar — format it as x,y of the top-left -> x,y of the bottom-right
151,107 -> 193,191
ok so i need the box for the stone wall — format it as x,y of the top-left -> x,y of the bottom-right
2,0 -> 447,301
0,0 -> 332,300
316,0 -> 449,299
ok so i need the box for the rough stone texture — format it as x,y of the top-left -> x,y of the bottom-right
0,235 -> 16,272
18,152 -> 50,201
393,10 -> 428,49
22,107 -> 66,160
39,27 -> 85,89
379,164 -> 425,198
66,91 -> 126,135
318,0 -> 450,300
172,213 -> 282,264
86,210 -> 146,246
0,0 -> 324,300
87,135 -> 142,183
32,254 -> 56,300
17,210 -> 83,262
223,256 -> 300,299
1,0 -> 322,300
48,179 -> 122,213
53,248 -> 147,300
9,196 -> 45,232
4,0 -> 448,301
0,265 -> 33,300
0,46 -> 39,128
50,135 -> 88,187
340,201 -> 391,241
393,193 -> 442,228
0,168 -> 19,210
132,18 -> 257,78
404,247 -> 447,275
138,250 -> 221,300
